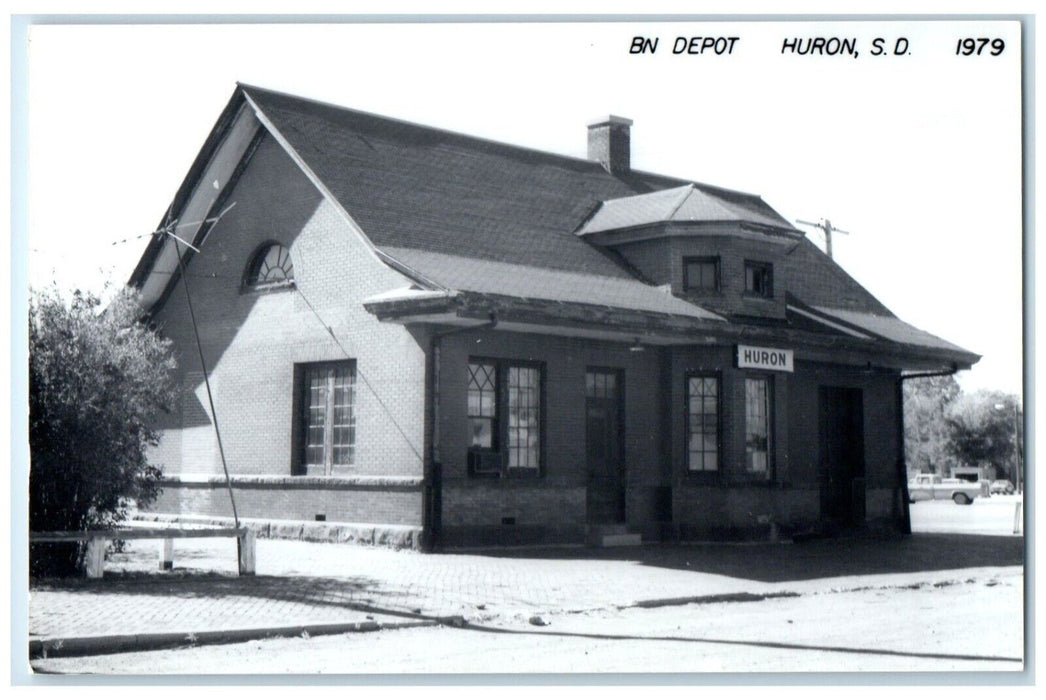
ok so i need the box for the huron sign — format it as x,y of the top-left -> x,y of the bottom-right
736,345 -> 794,372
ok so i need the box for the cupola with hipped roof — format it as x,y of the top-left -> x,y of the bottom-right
575,183 -> 804,320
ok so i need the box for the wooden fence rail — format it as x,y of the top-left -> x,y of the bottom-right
30,527 -> 255,578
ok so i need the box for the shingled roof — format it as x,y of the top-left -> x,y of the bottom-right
241,84 -> 794,280
380,246 -> 725,322
132,84 -> 978,368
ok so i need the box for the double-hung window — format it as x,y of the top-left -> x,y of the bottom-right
467,359 -> 543,476
506,365 -> 541,470
299,361 -> 357,475
744,376 -> 773,476
683,257 -> 720,293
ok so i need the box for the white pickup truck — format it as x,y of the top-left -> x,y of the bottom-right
907,474 -> 985,505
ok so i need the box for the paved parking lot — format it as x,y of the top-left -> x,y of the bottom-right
909,493 -> 1024,535
29,526 -> 1024,647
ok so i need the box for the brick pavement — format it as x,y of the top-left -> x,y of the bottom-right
28,533 -> 1024,645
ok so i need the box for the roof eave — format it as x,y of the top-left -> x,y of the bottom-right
362,294 -> 458,320
364,290 -> 726,335
362,291 -> 980,369
579,219 -> 803,245
128,87 -> 250,290
784,294 -> 980,369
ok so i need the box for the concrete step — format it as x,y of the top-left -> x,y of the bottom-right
587,524 -> 642,547
600,533 -> 643,547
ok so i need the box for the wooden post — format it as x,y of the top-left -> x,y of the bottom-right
84,538 -> 107,579
237,530 -> 256,576
159,538 -> 174,570
1013,502 -> 1023,535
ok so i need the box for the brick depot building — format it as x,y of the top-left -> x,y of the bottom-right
132,84 -> 978,549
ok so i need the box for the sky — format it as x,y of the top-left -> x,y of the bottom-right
22,19 -> 1024,395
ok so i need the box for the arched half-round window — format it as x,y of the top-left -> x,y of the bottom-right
245,243 -> 294,289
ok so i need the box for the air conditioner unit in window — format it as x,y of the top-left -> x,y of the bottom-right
468,450 -> 503,477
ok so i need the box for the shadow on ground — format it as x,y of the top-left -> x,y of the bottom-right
29,533 -> 1023,614
28,571 -> 434,623
466,533 -> 1024,583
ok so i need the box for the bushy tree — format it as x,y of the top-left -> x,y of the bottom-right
29,286 -> 176,576
944,390 -> 1021,482
903,374 -> 961,475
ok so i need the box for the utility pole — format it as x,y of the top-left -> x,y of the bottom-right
797,218 -> 850,259
1013,400 -> 1022,495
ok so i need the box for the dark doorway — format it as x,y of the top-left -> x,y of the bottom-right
819,386 -> 866,526
586,369 -> 625,524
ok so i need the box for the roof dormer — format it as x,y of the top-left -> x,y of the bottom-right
576,185 -> 803,320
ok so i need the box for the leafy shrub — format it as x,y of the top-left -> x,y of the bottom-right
29,286 -> 176,576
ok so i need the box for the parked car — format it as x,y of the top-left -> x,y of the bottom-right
990,480 -> 1016,495
907,474 -> 982,504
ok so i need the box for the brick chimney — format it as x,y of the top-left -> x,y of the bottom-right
587,115 -> 633,174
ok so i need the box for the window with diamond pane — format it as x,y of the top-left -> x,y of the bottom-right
467,362 -> 497,449
687,375 -> 719,472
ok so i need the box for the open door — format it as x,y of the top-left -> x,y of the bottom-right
819,386 -> 866,526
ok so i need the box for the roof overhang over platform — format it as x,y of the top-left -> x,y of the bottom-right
363,287 -> 729,347
363,288 -> 981,372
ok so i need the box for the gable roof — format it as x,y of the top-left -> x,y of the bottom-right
131,84 -> 978,369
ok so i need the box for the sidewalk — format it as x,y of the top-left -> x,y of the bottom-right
28,531 -> 1024,658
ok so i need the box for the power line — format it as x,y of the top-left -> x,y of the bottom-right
110,202 -> 237,248
292,283 -> 426,468
151,202 -> 423,484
